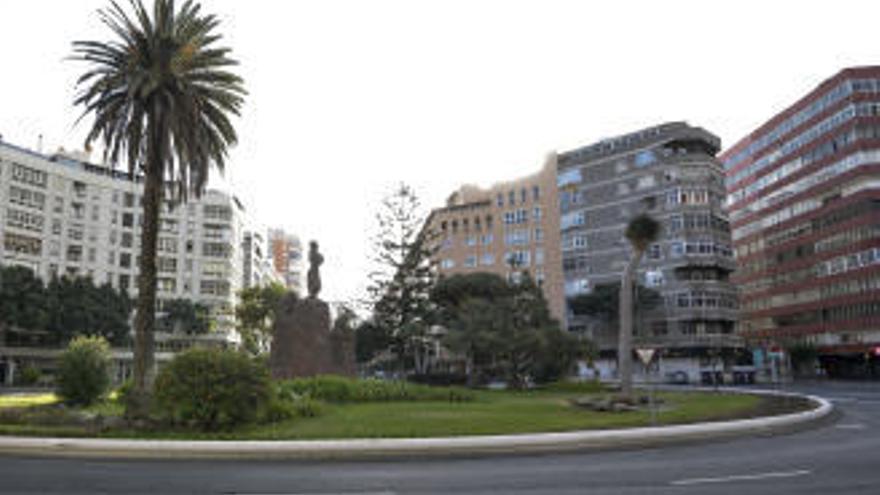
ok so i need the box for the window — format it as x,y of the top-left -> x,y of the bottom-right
504,229 -> 529,246
123,193 -> 135,207
532,185 -> 540,201
465,236 -> 477,247
66,245 -> 83,263
481,233 -> 494,245
648,243 -> 662,260
158,278 -> 177,293
645,269 -> 664,287
120,252 -> 132,268
158,257 -> 178,273
520,188 -> 527,204
121,232 -> 134,248
634,150 -> 656,167
122,212 -> 134,228
202,242 -> 231,258
533,207 -> 542,222
158,237 -> 178,253
561,211 -> 586,229
535,228 -> 544,243
506,250 -> 530,267
87,247 -> 96,263
535,248 -> 545,265
8,186 -> 46,210
508,191 -> 516,206
11,164 -> 48,187
441,259 -> 455,269
68,224 -> 84,241
6,208 -> 44,232
496,193 -> 503,207
557,168 -> 582,187
481,253 -> 495,266
464,255 -> 477,268
118,274 -> 130,290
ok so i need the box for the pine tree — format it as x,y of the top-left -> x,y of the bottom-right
367,184 -> 438,374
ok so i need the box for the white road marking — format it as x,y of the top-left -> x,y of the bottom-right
670,469 -> 811,486
236,492 -> 395,495
835,423 -> 867,429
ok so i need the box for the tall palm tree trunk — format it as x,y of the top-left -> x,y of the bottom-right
129,114 -> 165,418
618,249 -> 644,397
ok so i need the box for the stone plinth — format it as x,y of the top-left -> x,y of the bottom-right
270,295 -> 355,379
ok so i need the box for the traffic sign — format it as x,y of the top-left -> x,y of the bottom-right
636,348 -> 656,365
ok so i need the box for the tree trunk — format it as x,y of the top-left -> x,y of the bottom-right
618,249 -> 644,397
127,112 -> 165,420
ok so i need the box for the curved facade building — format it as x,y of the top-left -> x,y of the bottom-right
558,122 -> 741,383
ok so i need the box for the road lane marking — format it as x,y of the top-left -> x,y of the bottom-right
835,423 -> 866,430
233,492 -> 395,495
670,469 -> 811,486
235,493 -> 395,495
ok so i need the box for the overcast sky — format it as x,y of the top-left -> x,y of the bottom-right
1,0 -> 878,304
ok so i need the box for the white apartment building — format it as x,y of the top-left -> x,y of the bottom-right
0,139 -> 282,341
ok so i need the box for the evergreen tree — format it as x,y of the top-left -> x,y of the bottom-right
367,184 -> 438,374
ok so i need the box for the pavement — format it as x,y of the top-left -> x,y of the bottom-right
0,387 -> 832,460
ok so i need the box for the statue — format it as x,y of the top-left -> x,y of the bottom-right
270,239 -> 355,379
307,240 -> 323,299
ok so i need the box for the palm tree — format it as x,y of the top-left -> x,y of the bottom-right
72,0 -> 245,417
619,214 -> 661,397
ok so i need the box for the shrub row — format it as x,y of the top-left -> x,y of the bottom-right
276,375 -> 474,403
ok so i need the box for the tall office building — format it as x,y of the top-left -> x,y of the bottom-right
268,229 -> 304,293
425,156 -> 564,321
723,67 -> 880,377
557,123 -> 741,382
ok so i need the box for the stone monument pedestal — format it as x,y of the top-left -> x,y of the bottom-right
270,295 -> 355,379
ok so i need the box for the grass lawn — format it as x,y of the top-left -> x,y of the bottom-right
0,388 -> 787,440
0,393 -> 58,409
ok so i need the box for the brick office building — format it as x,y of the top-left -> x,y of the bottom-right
722,66 -> 880,378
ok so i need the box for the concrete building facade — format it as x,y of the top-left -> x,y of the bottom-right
722,66 -> 880,378
0,138 -> 285,384
425,156 -> 565,321
557,122 -> 743,383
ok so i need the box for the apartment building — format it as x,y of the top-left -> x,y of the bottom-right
268,228 -> 304,293
425,156 -> 564,321
557,122 -> 743,383
722,67 -> 880,378
0,138 -> 288,384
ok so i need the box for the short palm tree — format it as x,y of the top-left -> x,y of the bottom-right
72,0 -> 245,417
619,214 -> 661,397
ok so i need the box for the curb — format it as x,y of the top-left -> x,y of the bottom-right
0,389 -> 834,460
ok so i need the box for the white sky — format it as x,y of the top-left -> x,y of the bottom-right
1,0 -> 878,305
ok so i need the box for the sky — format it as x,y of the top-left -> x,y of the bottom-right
1,0 -> 879,305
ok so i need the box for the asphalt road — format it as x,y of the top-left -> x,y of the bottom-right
1,381 -> 878,495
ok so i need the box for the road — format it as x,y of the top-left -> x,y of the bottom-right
0,381 -> 878,494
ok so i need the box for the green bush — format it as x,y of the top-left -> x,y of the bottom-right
154,348 -> 271,431
18,366 -> 42,386
56,336 -> 111,406
277,375 -> 474,403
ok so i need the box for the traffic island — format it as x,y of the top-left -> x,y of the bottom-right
0,387 -> 833,460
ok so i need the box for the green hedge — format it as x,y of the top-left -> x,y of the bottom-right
276,375 -> 474,403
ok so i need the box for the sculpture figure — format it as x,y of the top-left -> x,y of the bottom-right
307,241 -> 323,299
